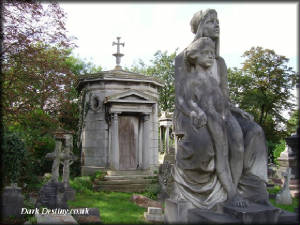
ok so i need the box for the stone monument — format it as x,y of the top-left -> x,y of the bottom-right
36,128 -> 76,209
76,37 -> 164,176
164,9 -> 297,224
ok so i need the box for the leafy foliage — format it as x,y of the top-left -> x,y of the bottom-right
228,47 -> 298,143
70,176 -> 93,194
129,50 -> 177,112
2,2 -> 75,124
273,139 -> 286,164
2,129 -> 26,185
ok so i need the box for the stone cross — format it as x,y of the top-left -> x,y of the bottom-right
46,139 -> 66,182
112,37 -> 125,70
60,134 -> 77,188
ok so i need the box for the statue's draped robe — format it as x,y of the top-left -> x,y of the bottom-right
172,51 -> 269,210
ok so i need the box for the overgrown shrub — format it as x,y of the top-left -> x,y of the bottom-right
2,129 -> 26,186
144,183 -> 160,200
70,176 -> 93,193
91,170 -> 107,182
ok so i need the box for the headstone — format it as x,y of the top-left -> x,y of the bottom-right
144,207 -> 164,223
276,168 -> 293,205
158,147 -> 175,200
35,179 -> 68,209
1,183 -> 24,219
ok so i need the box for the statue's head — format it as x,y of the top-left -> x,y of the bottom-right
190,9 -> 220,57
190,9 -> 219,38
185,37 -> 215,69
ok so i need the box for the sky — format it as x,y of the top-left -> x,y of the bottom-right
60,2 -> 298,72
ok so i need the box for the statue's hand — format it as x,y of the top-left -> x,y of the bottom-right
190,110 -> 207,129
227,194 -> 249,208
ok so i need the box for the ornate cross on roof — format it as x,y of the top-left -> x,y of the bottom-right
112,37 -> 125,70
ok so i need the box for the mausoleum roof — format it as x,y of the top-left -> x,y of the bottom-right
75,69 -> 164,91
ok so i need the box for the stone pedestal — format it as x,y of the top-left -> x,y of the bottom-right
164,198 -> 194,223
222,202 -> 281,224
1,185 -> 24,219
164,198 -> 298,224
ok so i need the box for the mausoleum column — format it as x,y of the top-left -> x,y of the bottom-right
165,126 -> 170,154
111,112 -> 120,170
143,114 -> 151,169
159,126 -> 164,153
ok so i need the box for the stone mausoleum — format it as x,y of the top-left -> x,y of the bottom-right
76,37 -> 163,175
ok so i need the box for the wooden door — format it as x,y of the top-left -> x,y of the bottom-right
118,115 -> 138,170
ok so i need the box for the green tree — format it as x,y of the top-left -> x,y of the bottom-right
228,47 -> 298,142
129,50 -> 177,112
286,109 -> 299,135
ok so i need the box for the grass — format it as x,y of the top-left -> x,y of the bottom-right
269,197 -> 299,212
68,191 -> 148,224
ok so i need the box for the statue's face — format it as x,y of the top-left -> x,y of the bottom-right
202,14 -> 219,39
195,45 -> 215,68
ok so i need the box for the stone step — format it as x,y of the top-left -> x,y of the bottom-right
102,175 -> 157,180
93,183 -> 148,192
94,179 -> 155,185
289,184 -> 299,190
290,190 -> 299,198
106,170 -> 154,176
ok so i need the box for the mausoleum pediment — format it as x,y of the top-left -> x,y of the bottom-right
104,90 -> 156,104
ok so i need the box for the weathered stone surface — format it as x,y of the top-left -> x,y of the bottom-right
131,194 -> 162,209
276,168 -> 293,205
72,208 -> 101,224
36,214 -> 78,224
35,180 -> 68,209
1,184 -> 24,219
222,201 -> 281,224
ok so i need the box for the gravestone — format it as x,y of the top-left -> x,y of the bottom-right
144,207 -> 164,223
276,168 -> 293,205
76,37 -> 164,176
35,179 -> 68,209
1,183 -> 24,219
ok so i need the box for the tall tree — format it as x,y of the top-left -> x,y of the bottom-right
129,50 -> 177,112
228,46 -> 298,141
2,1 -> 75,125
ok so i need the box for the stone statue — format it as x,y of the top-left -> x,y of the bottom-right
166,9 -> 271,222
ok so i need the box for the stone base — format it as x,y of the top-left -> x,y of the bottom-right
165,198 -> 296,224
36,214 -> 78,224
278,210 -> 300,224
222,201 -> 281,224
188,208 -> 240,224
81,166 -> 107,176
164,198 -> 194,223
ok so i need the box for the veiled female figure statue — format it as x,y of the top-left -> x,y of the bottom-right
171,9 -> 269,213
